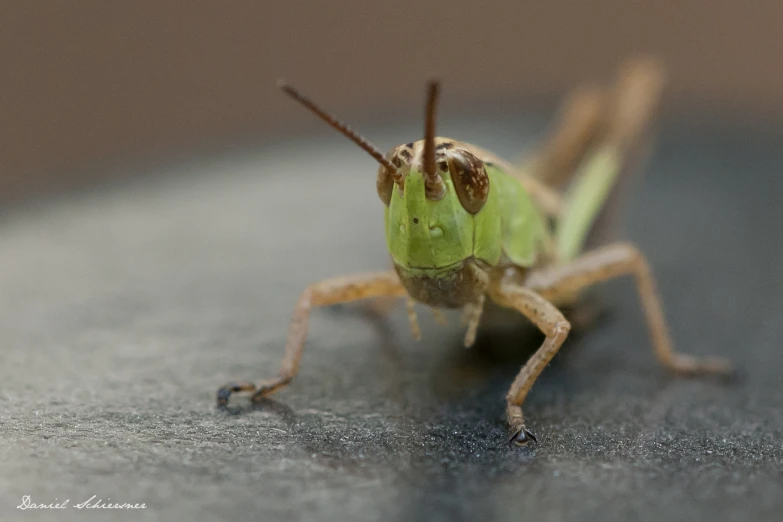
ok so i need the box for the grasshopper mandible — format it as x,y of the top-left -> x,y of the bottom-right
218,58 -> 732,445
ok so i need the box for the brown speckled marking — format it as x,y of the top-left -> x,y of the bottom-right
386,139 -> 471,167
448,140 -> 564,216
387,144 -> 414,172
446,149 -> 489,214
387,140 -> 497,211
385,139 -> 493,207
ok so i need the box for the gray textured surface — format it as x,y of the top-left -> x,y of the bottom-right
1,116 -> 782,522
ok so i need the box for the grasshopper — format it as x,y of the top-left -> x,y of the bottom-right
218,58 -> 732,445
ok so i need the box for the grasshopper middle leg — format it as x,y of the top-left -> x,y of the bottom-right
217,271 -> 407,407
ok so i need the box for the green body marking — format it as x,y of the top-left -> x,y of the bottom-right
555,146 -> 622,261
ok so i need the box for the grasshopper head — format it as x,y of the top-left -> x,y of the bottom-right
279,80 -> 496,272
378,82 -> 492,270
377,138 -> 490,269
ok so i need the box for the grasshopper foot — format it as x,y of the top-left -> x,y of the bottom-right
216,382 -> 257,409
508,426 -> 537,447
217,375 -> 292,409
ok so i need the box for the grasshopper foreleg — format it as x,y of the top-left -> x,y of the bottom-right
217,271 -> 407,408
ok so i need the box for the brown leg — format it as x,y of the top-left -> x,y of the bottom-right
217,271 -> 407,407
364,295 -> 399,316
462,294 -> 486,348
603,57 -> 665,159
406,297 -> 421,341
533,57 -> 665,187
526,242 -> 733,376
488,275 -> 572,445
529,83 -> 607,189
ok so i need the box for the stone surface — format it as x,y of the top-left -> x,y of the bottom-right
1,115 -> 782,522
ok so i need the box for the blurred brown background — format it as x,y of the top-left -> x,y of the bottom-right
2,2 -> 780,204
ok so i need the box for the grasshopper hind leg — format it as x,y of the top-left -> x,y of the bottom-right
555,58 -> 666,263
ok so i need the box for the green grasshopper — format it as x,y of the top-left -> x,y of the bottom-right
218,58 -> 732,445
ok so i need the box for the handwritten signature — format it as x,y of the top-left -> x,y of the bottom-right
17,495 -> 147,510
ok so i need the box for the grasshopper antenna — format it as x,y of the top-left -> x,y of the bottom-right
422,80 -> 446,200
278,80 -> 402,183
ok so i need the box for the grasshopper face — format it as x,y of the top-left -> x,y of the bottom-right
378,138 -> 494,272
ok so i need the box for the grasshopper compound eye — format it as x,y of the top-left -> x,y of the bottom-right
445,149 -> 489,214
376,165 -> 396,205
